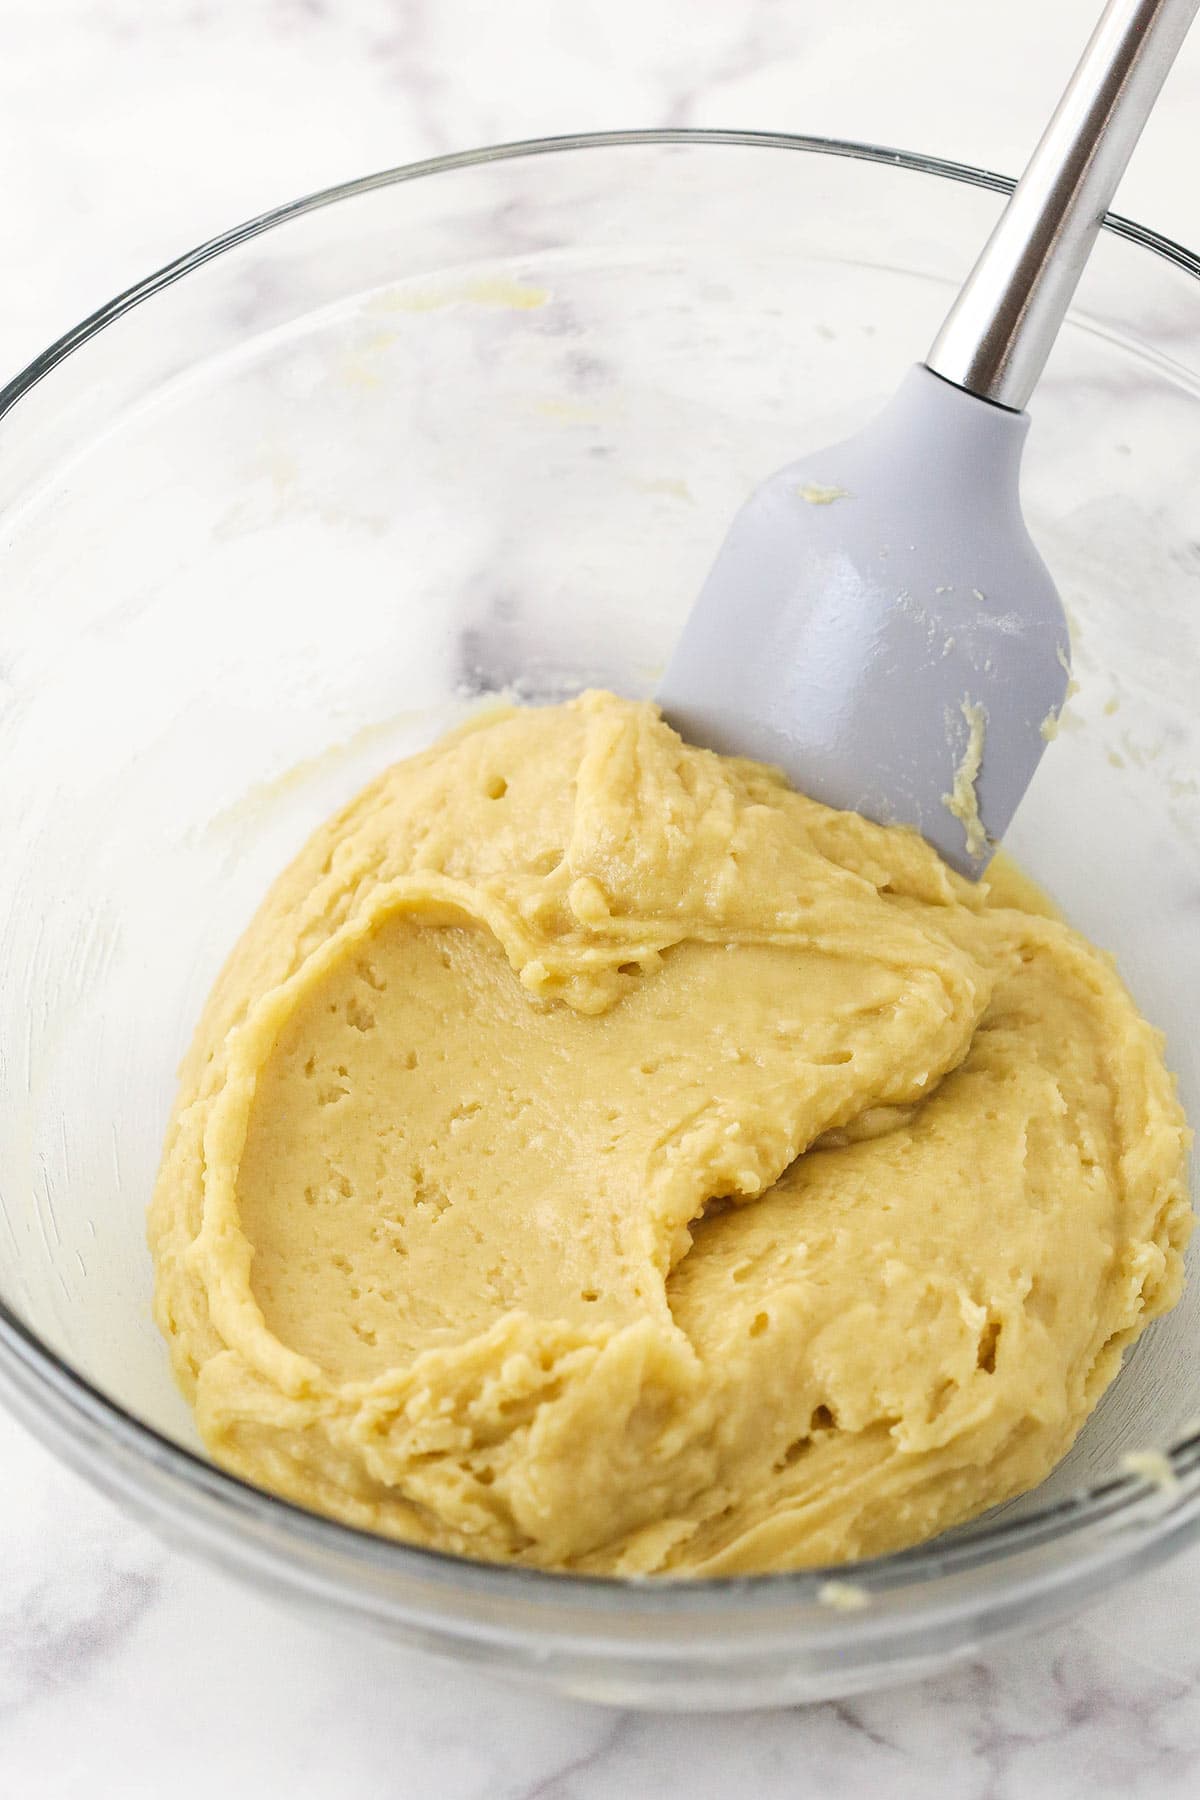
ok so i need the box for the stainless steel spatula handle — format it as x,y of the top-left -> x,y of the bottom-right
926,0 -> 1199,412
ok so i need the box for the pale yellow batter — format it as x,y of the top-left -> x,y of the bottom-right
150,691 -> 1191,1575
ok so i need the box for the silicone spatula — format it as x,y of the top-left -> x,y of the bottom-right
658,0 -> 1198,874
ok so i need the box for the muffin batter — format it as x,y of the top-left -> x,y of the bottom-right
150,691 -> 1191,1574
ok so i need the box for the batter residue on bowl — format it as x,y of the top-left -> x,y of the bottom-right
150,691 -> 1191,1575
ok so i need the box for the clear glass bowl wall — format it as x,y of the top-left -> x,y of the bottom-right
0,134 -> 1198,1710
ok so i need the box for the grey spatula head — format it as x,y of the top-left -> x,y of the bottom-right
660,0 -> 1198,876
658,367 -> 1069,876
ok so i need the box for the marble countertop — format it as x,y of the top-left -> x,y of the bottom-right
3,0 -> 1200,1793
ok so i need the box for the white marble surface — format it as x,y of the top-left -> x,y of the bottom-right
3,0 -> 1200,1792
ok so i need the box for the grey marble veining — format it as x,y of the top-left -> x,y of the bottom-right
2,0 -> 1200,1793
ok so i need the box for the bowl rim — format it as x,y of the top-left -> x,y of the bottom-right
4,124 -> 1200,427
1,124 -> 1197,1620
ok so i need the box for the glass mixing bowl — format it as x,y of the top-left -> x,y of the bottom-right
0,132 -> 1198,1712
